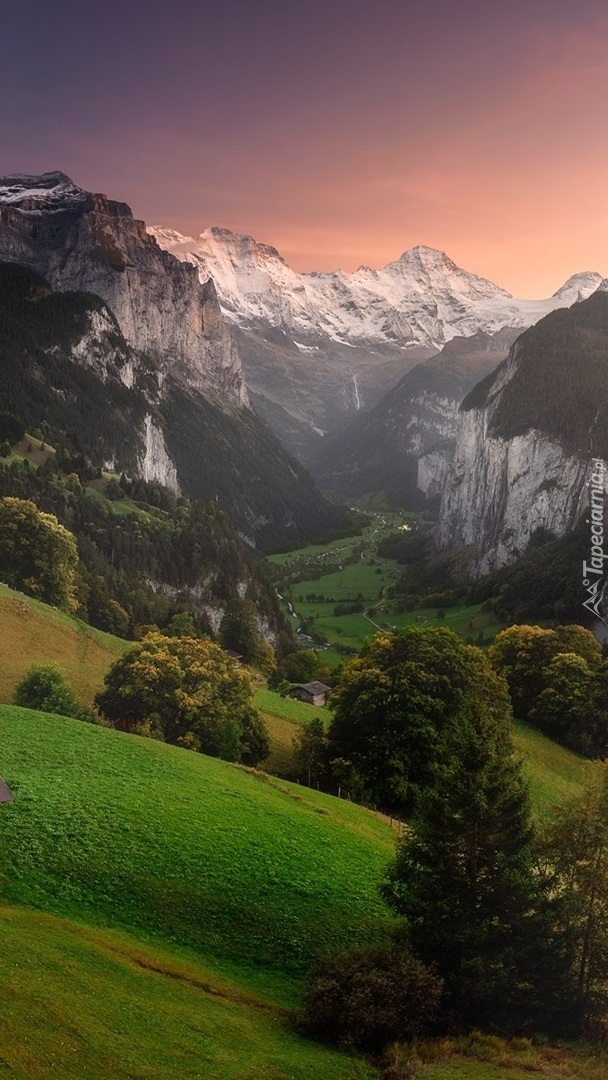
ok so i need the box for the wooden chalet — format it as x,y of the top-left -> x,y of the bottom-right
287,680 -> 331,707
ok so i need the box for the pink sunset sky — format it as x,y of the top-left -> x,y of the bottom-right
1,0 -> 607,296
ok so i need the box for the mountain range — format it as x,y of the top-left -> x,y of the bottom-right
1,170 -> 605,585
152,224 -> 603,459
0,172 -> 349,549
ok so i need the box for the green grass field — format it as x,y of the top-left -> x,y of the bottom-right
513,719 -> 589,817
254,688 -> 332,727
0,582 -> 128,706
270,520 -> 505,655
268,534 -> 365,566
0,907 -> 378,1080
0,706 -> 395,1006
0,572 -> 597,1077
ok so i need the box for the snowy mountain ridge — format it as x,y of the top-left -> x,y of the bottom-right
150,225 -> 604,352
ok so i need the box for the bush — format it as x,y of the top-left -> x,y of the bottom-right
14,663 -> 81,718
301,945 -> 443,1053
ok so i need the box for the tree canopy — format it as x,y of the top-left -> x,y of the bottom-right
489,624 -> 606,755
95,632 -> 269,764
14,662 -> 81,719
0,496 -> 78,610
327,626 -> 510,814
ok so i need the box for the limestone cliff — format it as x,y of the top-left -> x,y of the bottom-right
436,293 -> 608,575
0,172 -> 246,406
435,407 -> 589,576
311,330 -> 516,506
0,260 -> 349,550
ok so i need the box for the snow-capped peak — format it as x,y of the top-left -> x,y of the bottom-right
151,227 -> 605,351
393,245 -> 458,270
149,226 -> 194,248
0,171 -> 86,209
552,271 -> 605,303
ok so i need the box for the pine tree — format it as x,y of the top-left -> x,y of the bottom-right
383,649 -> 562,1031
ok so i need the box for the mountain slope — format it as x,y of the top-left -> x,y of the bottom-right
0,707 -> 394,1003
0,172 -> 245,405
0,189 -> 350,547
0,582 -> 127,706
436,291 -> 608,575
311,328 -> 518,506
152,225 -> 603,458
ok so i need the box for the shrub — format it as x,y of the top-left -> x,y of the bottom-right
301,944 -> 443,1053
14,663 -> 81,718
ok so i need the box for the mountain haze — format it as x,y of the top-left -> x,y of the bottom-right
152,224 -> 603,458
311,328 -> 519,506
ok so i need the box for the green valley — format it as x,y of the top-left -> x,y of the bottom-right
268,516 -> 505,658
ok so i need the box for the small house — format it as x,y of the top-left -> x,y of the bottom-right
113,711 -> 140,734
288,681 -> 331,707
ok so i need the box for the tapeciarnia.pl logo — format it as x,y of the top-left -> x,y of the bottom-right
582,458 -> 607,623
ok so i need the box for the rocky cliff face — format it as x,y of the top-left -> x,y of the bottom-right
311,329 -> 517,506
436,294 -> 608,576
435,408 -> 589,576
0,240 -> 349,551
0,173 -> 247,406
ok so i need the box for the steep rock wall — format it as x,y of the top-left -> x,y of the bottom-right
436,406 -> 589,576
0,173 -> 247,406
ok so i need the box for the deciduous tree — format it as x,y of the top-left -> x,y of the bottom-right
14,662 -> 81,718
293,716 -> 328,786
95,632 -> 268,764
0,497 -> 78,610
489,624 -> 601,720
327,627 -> 502,814
529,653 -> 593,753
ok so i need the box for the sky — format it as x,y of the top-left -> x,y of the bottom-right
1,0 -> 607,296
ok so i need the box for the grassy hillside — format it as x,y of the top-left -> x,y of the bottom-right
0,685 -> 594,1078
0,706 -> 394,1006
0,907 -> 377,1080
0,582 -> 127,705
254,688 -> 332,727
513,719 -> 588,816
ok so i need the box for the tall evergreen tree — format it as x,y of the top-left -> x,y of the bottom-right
383,648 -> 565,1031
